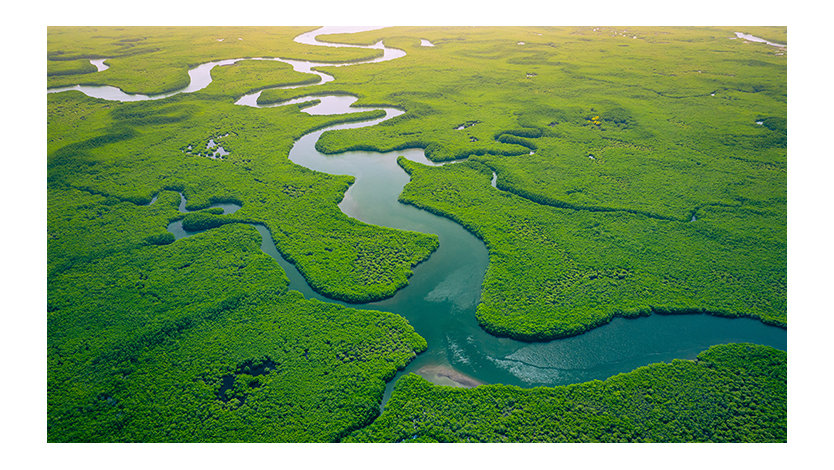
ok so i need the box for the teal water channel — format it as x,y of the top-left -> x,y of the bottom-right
165,98 -> 787,407
57,26 -> 787,408
276,108 -> 787,406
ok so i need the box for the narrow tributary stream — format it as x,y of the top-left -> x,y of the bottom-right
51,27 -> 787,409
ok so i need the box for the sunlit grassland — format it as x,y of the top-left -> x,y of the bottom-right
47,26 -> 787,442
47,57 -> 97,76
288,26 -> 786,339
47,36 -> 439,438
399,158 -> 784,340
47,26 -> 382,94
47,88 -> 437,303
201,60 -> 320,98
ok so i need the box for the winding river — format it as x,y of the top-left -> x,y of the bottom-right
49,27 -> 787,406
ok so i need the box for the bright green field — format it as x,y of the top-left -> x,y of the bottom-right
47,26 -> 786,442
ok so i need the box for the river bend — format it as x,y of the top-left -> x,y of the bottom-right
50,27 -> 787,407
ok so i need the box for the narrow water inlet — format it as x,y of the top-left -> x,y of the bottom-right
90,58 -> 109,72
48,27 -> 405,102
733,32 -> 786,48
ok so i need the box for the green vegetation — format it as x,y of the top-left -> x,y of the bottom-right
201,60 -> 320,99
347,343 -> 787,442
47,58 -> 97,76
180,210 -> 243,231
47,184 -> 428,441
298,26 -> 787,339
47,26 -> 786,442
47,85 -> 437,303
48,220 -> 426,441
47,27 -> 436,442
398,157 -> 785,340
47,26 -> 381,94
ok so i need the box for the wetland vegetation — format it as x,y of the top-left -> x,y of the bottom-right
348,344 -> 787,442
47,26 -> 786,443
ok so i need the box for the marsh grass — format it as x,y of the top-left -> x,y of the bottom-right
47,26 -> 786,442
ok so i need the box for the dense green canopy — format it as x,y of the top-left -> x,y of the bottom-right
348,344 -> 787,443
47,26 -> 786,442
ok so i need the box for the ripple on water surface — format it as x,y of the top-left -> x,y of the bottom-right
483,314 -> 786,386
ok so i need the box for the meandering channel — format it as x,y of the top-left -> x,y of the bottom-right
50,27 -> 787,408
734,32 -> 786,48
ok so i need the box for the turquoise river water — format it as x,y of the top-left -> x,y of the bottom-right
50,27 -> 787,407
